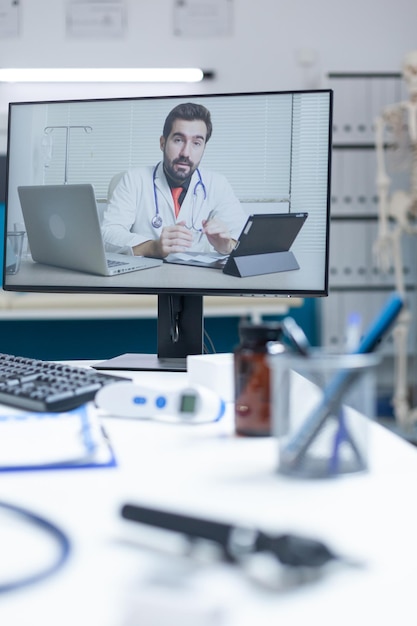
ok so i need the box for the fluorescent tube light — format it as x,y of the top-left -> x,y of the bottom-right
0,68 -> 205,83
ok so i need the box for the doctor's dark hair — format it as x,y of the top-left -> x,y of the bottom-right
163,103 -> 213,143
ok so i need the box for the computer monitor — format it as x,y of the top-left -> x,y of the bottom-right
3,89 -> 332,371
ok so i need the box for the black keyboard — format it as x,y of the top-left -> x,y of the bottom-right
0,353 -> 131,412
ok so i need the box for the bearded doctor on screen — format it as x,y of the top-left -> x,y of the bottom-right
101,102 -> 247,259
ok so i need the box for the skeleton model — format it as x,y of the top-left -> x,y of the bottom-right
373,50 -> 417,430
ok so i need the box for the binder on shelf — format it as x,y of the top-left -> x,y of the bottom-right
366,150 -> 378,216
344,149 -> 356,211
320,295 -> 343,350
329,76 -> 369,144
354,150 -> 370,215
369,76 -> 404,138
329,220 -> 368,288
330,150 -> 344,215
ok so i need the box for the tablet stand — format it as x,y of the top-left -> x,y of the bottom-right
223,251 -> 299,277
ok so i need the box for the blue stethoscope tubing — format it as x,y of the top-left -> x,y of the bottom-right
151,162 -> 207,229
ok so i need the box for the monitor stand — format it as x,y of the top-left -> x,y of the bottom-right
93,294 -> 204,372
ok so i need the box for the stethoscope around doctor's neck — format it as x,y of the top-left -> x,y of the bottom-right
151,162 -> 207,230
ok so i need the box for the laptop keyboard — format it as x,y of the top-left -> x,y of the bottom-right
0,353 -> 131,412
107,259 -> 129,268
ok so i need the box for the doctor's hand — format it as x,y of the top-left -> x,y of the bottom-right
158,222 -> 194,257
201,217 -> 236,255
132,222 -> 193,259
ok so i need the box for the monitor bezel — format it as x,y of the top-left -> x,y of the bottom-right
3,88 -> 333,300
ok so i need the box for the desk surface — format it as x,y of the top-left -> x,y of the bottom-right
6,252 -> 325,294
0,367 -> 417,625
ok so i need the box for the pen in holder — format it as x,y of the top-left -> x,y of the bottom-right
269,351 -> 380,478
269,291 -> 404,478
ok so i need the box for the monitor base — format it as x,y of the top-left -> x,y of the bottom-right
93,353 -> 187,372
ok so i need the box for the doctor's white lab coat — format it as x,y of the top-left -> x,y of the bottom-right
101,162 -> 247,255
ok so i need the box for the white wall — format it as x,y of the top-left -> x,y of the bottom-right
0,0 -> 416,151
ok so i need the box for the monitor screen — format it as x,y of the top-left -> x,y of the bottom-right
3,89 -> 333,370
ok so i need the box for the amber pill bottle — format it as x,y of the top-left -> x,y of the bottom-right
234,321 -> 283,437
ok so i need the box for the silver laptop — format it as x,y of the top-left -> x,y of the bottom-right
17,184 -> 163,276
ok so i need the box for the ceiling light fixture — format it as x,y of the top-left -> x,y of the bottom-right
0,68 -> 209,83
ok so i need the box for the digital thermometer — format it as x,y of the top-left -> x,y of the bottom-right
95,381 -> 226,424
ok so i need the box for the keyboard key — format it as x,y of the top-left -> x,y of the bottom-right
0,353 -> 131,412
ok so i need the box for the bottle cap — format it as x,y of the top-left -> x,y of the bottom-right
238,321 -> 282,343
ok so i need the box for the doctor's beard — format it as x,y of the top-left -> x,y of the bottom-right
163,157 -> 198,184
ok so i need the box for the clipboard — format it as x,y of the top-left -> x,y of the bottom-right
0,404 -> 116,472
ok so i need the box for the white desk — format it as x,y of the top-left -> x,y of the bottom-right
7,252 -> 324,293
1,367 -> 417,625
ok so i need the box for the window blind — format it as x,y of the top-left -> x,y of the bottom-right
42,91 -> 331,255
43,94 -> 295,202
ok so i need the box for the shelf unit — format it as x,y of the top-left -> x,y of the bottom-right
322,72 -> 416,405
